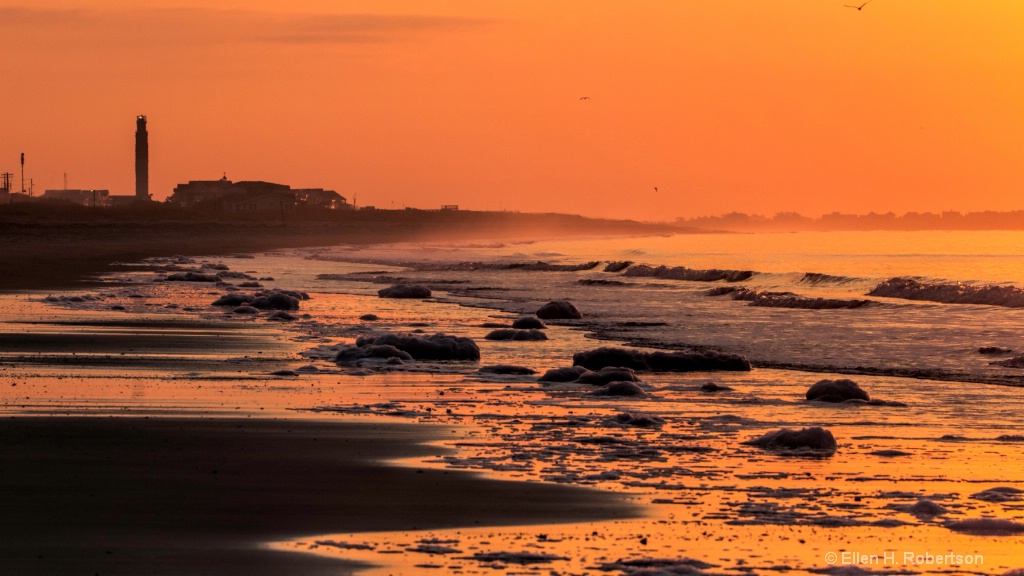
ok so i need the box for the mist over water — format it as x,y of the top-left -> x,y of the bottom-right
442,230 -> 1024,285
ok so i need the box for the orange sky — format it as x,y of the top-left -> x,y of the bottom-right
1,1 -> 1022,220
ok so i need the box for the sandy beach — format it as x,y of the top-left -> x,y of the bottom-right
0,219 -> 646,575
6,224 -> 1024,575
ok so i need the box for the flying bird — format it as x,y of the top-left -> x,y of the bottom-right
845,0 -> 871,9
579,96 -> 590,100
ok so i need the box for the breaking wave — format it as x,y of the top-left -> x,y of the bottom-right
799,272 -> 861,285
868,277 -> 1024,308
731,289 -> 873,309
705,287 -> 873,309
621,264 -> 753,283
411,261 -> 601,272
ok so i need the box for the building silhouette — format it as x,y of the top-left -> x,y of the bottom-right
41,189 -> 110,206
169,176 -> 348,211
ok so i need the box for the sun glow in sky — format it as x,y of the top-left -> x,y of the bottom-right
2,1 -> 1023,220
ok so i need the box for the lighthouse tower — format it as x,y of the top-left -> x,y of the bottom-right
135,115 -> 149,202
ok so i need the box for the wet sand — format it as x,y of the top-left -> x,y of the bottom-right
0,417 -> 635,575
8,250 -> 1024,573
0,218 -> 655,575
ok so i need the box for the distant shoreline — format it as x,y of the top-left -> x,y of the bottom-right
0,208 -> 689,291
677,209 -> 1024,232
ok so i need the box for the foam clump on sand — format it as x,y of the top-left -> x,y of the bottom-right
871,449 -> 911,457
744,427 -> 837,455
573,346 -> 751,372
251,290 -> 306,310
588,381 -> 648,397
991,355 -> 1024,368
945,518 -> 1024,535
478,365 -> 536,375
578,278 -> 627,287
355,333 -> 480,361
971,487 -> 1024,502
216,271 -> 257,280
577,366 -> 640,385
904,499 -> 949,517
334,344 -> 414,365
313,540 -> 375,551
979,346 -> 1013,354
511,316 -> 546,329
537,366 -> 646,390
538,366 -> 590,382
134,254 -> 196,266
603,411 -> 665,428
211,289 -> 308,311
468,551 -> 568,564
806,379 -> 870,402
645,349 -> 752,372
536,300 -> 583,319
599,557 -> 715,575
377,284 -> 432,298
819,568 -> 875,576
165,271 -> 221,282
407,543 -> 462,555
44,294 -> 104,303
484,329 -> 548,341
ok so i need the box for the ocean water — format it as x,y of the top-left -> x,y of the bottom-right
20,229 -> 1024,574
291,229 -> 1024,386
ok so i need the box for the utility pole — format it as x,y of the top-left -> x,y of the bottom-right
20,153 -> 25,194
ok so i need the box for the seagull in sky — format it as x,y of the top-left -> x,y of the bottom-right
579,96 -> 590,100
844,0 -> 871,10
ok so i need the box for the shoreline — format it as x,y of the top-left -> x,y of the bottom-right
0,214 -> 686,292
